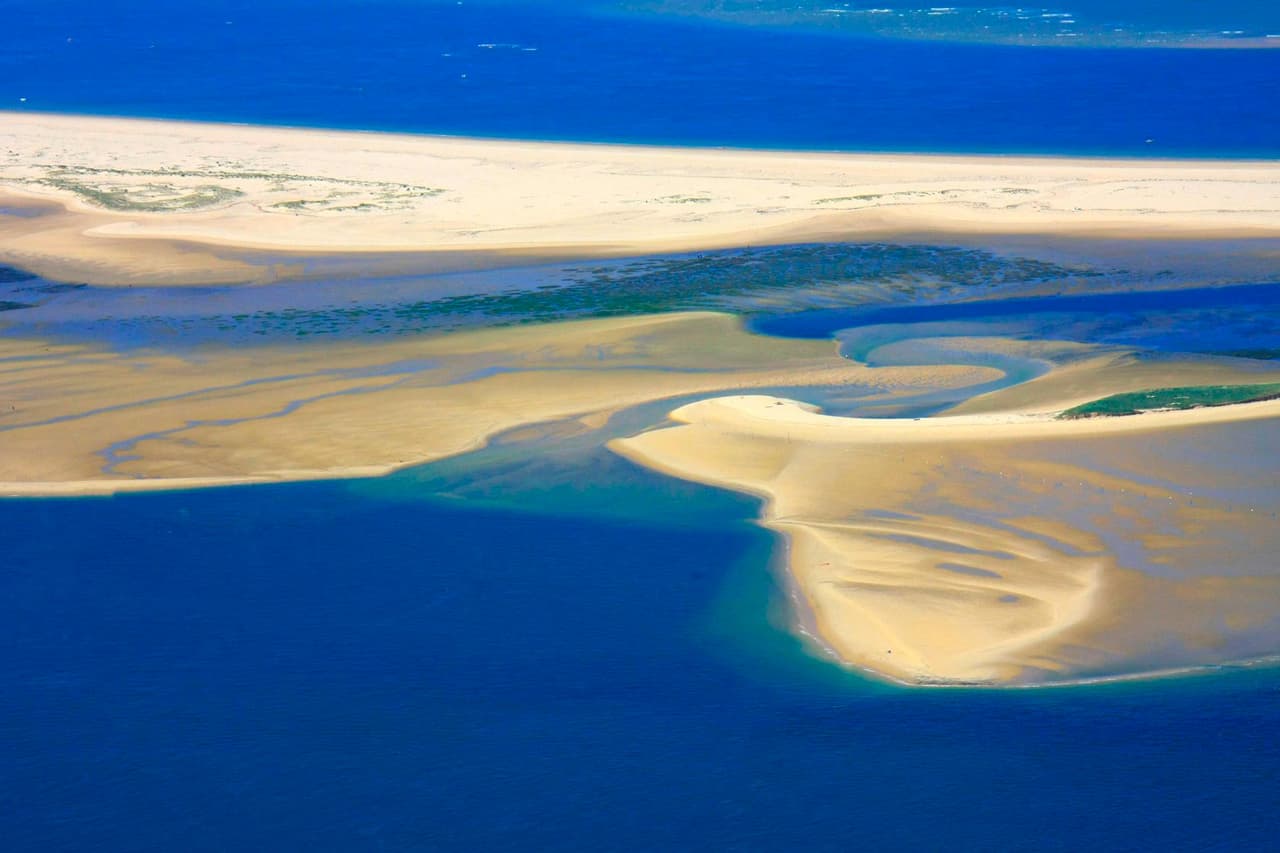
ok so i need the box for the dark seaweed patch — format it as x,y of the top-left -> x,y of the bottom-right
67,242 -> 1102,343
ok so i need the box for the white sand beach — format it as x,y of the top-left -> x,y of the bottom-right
3,112 -> 1279,284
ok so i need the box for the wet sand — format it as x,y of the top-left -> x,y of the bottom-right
0,311 -> 999,496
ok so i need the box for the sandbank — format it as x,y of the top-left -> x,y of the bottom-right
3,112 -> 1279,284
0,311 -> 1001,497
611,377 -> 1280,685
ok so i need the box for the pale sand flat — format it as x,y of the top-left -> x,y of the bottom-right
0,312 -> 998,496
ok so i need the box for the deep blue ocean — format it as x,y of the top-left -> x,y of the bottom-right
2,0 -> 1279,156
4,0 -> 1280,849
4,462 -> 1280,851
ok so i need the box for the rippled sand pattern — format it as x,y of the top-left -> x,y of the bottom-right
613,393 -> 1280,685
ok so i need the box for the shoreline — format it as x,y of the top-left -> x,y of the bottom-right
15,109 -> 1280,164
4,112 -> 1279,285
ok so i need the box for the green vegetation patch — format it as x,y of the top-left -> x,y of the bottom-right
1060,383 -> 1280,419
27,165 -> 443,214
40,176 -> 246,212
328,242 -> 1099,331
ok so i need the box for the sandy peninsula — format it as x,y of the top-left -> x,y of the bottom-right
3,112 -> 1280,284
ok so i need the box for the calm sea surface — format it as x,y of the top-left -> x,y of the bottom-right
2,0 -> 1278,156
